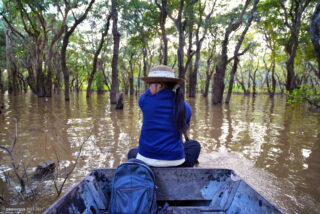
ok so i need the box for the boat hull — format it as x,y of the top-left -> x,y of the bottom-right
44,168 -> 282,213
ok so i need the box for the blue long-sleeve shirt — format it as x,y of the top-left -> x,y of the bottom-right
138,89 -> 192,160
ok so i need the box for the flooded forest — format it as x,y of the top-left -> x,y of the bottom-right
0,0 -> 320,213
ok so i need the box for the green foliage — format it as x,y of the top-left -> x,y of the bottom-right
287,88 -> 304,104
120,0 -> 158,46
287,86 -> 320,106
95,71 -> 105,90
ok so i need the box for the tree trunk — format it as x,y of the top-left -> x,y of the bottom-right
190,47 -> 202,98
187,27 -> 193,96
189,41 -> 198,97
212,63 -> 226,104
86,15 -> 111,98
143,47 -> 148,91
76,72 -> 80,93
250,62 -> 258,97
271,59 -> 276,97
137,60 -> 142,94
4,26 -> 19,95
157,0 -> 168,65
36,36 -> 46,97
102,71 -> 111,91
0,69 -> 3,92
236,74 -> 248,95
25,50 -> 37,94
61,34 -> 70,100
189,63 -> 197,97
129,53 -> 134,95
203,63 -> 214,97
159,42 -> 163,64
266,69 -> 271,95
247,69 -> 251,93
212,36 -> 233,104
177,25 -> 186,94
110,0 -> 120,104
61,0 -> 95,101
18,72 -> 27,93
225,57 -> 239,104
46,64 -> 53,97
252,74 -> 256,96
203,42 -> 215,97
310,1 -> 320,80
54,52 -> 62,94
276,74 -> 284,95
285,42 -> 298,93
203,76 -> 210,97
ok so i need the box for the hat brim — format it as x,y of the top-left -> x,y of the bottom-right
140,77 -> 184,84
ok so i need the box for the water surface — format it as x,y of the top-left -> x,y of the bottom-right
0,91 -> 319,213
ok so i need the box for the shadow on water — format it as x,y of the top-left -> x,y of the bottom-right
0,92 -> 319,213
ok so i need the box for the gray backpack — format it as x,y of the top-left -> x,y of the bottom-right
109,159 -> 158,214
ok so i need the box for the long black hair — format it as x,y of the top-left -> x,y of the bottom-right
165,83 -> 187,135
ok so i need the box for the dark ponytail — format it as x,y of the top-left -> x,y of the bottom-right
173,85 -> 187,135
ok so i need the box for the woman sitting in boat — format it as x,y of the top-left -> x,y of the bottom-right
128,65 -> 201,167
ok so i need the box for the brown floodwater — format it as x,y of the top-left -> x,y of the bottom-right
0,91 -> 319,213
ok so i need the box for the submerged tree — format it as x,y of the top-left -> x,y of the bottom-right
121,0 -> 158,94
3,23 -> 19,95
86,14 -> 111,98
110,0 -> 120,104
202,34 -> 217,97
278,0 -> 313,93
188,0 -> 215,97
61,0 -> 95,101
212,0 -> 252,104
225,0 -> 259,104
2,0 -> 68,97
155,0 -> 169,65
162,0 -> 198,95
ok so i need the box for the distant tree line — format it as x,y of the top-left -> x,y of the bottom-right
0,0 -> 319,106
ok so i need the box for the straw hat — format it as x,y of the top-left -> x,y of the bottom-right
140,65 -> 184,84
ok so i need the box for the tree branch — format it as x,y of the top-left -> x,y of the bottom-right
185,0 -> 198,12
199,0 -> 216,43
17,0 -> 40,36
0,118 -> 25,193
10,118 -> 18,152
163,0 -> 178,25
227,43 -> 253,64
304,97 -> 320,108
1,15 -> 25,39
67,0 -> 95,36
55,127 -> 94,196
278,0 -> 292,30
29,3 -> 47,38
308,62 -> 320,80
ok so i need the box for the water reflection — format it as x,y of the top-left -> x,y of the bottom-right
303,131 -> 320,201
0,92 -> 319,213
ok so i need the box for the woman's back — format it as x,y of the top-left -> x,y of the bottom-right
138,89 -> 191,161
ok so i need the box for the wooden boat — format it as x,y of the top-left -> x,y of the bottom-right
44,168 -> 282,213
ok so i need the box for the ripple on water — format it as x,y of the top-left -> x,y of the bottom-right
0,93 -> 319,213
